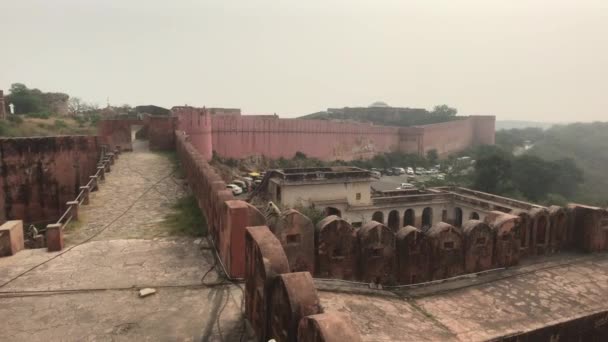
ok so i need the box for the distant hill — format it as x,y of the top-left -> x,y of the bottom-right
526,122 -> 608,206
496,120 -> 556,130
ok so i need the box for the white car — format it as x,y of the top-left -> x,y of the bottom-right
226,184 -> 243,195
406,167 -> 414,175
397,183 -> 415,189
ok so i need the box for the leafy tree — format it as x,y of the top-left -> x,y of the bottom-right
6,83 -> 44,114
511,155 -> 558,201
431,104 -> 457,116
472,146 -> 513,194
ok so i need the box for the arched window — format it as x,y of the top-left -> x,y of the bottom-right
470,212 -> 480,220
372,211 -> 384,224
454,207 -> 463,227
422,207 -> 433,229
404,209 -> 415,226
442,209 -> 448,222
388,210 -> 400,232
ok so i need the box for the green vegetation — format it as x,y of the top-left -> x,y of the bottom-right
526,122 -> 608,206
300,104 -> 460,127
0,116 -> 97,137
164,195 -> 208,236
470,145 -> 583,204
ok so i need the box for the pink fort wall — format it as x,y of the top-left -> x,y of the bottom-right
211,115 -> 401,161
173,107 -> 495,161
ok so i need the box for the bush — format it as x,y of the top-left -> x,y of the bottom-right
164,195 -> 208,236
25,111 -> 52,119
7,115 -> 23,124
53,119 -> 68,129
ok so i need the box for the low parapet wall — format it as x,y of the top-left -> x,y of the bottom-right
0,136 -> 101,224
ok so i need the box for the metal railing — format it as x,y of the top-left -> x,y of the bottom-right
45,144 -> 122,239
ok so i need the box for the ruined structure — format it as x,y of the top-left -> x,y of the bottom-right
172,106 -> 495,161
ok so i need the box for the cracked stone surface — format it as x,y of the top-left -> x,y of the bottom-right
0,140 -> 250,342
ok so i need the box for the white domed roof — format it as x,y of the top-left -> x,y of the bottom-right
369,101 -> 389,108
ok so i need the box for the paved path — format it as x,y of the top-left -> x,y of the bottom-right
0,140 -> 248,342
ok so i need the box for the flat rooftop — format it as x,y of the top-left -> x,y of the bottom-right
316,252 -> 608,341
270,166 -> 374,184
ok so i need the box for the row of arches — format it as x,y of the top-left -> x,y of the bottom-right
372,207 -> 481,232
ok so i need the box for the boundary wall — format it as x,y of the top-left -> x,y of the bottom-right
0,136 -> 101,224
172,107 -> 495,161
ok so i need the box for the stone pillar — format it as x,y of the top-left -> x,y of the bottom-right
0,220 -> 24,257
97,166 -> 105,180
80,186 -> 90,205
89,175 -> 99,191
104,160 -> 111,173
67,201 -> 79,221
46,223 -> 64,252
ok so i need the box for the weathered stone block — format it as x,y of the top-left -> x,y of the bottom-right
298,313 -> 362,342
0,220 -> 24,257
396,225 -> 431,284
315,216 -> 357,280
358,221 -> 395,284
245,226 -> 290,341
46,223 -> 64,252
268,272 -> 322,342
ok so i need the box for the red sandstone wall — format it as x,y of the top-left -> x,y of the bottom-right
419,118 -> 476,157
0,136 -> 101,224
174,106 -> 495,161
148,116 -> 176,151
211,116 -> 401,161
97,119 -> 143,151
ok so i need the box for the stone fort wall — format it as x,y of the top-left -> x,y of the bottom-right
0,136 -> 101,224
173,107 -> 495,161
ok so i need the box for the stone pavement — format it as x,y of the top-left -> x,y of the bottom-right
0,140 -> 249,342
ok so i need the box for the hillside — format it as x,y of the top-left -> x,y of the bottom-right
526,122 -> 608,206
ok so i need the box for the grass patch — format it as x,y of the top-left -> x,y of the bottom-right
164,195 -> 207,236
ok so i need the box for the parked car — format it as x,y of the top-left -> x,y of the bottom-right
406,167 -> 414,175
232,180 -> 248,192
393,167 -> 406,175
415,167 -> 425,175
226,184 -> 243,195
370,171 -> 381,179
397,183 -> 415,190
383,168 -> 394,176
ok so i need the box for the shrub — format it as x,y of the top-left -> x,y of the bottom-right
7,115 -> 23,124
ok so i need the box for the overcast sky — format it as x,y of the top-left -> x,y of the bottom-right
1,0 -> 606,121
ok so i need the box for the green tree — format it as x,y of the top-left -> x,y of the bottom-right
511,155 -> 557,202
431,104 -> 457,116
6,83 -> 44,114
472,146 -> 513,194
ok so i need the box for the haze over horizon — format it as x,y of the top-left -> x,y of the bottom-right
1,0 -> 606,122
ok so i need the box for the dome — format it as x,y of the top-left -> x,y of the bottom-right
369,101 -> 389,108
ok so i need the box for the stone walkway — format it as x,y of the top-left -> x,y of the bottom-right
0,140 -> 248,342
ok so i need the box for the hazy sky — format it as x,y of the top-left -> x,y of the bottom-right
1,0 -> 606,121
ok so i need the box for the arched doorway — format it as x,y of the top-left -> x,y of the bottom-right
388,210 -> 400,232
325,207 -> 342,218
454,207 -> 463,227
372,211 -> 384,224
442,210 -> 448,222
422,207 -> 433,230
470,212 -> 480,220
404,209 -> 415,226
